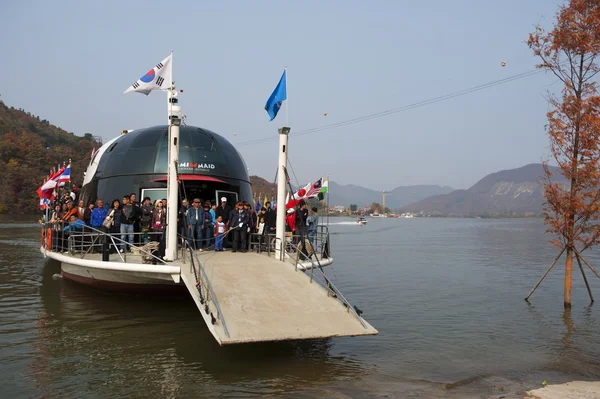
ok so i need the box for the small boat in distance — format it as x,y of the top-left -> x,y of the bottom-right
357,216 -> 368,225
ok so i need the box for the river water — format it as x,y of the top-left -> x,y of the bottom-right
1,216 -> 599,398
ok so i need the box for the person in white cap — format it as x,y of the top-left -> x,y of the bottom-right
215,197 -> 232,232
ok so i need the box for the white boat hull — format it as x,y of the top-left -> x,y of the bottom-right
42,247 -> 183,294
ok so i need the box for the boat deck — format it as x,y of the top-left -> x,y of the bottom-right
181,251 -> 378,345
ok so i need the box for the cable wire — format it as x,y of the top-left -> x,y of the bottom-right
236,68 -> 543,147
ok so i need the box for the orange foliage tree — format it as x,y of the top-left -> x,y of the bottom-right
527,0 -> 600,307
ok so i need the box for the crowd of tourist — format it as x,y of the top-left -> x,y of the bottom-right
43,189 -> 320,255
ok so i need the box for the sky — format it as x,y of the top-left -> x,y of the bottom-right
0,0 -> 565,190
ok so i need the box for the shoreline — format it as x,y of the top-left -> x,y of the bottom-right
526,381 -> 600,399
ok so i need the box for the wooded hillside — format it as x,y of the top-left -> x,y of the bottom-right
0,100 -> 101,213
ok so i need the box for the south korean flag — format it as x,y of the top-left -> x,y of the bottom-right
124,54 -> 173,95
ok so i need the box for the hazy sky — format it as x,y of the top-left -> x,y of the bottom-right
1,0 -> 564,190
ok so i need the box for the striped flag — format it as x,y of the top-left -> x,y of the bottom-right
57,163 -> 71,186
40,165 -> 65,191
124,54 -> 172,95
306,178 -> 323,199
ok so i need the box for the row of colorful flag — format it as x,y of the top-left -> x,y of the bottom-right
285,177 -> 329,210
37,163 -> 71,209
251,177 -> 330,212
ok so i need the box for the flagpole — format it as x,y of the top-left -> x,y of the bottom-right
285,66 -> 288,127
165,50 -> 180,261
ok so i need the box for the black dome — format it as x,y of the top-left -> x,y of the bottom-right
81,125 -> 252,206
95,125 -> 248,181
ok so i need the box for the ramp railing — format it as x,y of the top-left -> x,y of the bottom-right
182,239 -> 230,338
269,231 -> 367,329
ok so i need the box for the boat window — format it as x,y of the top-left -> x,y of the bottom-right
131,133 -> 160,148
190,129 -> 218,152
154,132 -> 169,173
215,190 -> 238,206
141,188 -> 168,205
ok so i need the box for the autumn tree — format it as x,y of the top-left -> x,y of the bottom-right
526,0 -> 600,307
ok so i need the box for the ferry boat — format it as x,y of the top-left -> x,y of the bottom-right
357,216 -> 368,225
39,54 -> 377,345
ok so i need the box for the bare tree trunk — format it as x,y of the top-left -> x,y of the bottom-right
564,246 -> 573,307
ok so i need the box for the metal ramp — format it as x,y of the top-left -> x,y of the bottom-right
179,251 -> 378,345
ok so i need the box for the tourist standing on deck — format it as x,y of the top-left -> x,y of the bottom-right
202,202 -> 213,250
151,200 -> 166,242
307,207 -> 319,245
214,215 -> 225,251
295,201 -> 308,243
244,202 -> 256,251
264,201 -> 276,234
83,202 -> 94,225
129,193 -> 141,243
216,197 -> 232,248
62,200 -> 79,221
141,197 -> 153,230
178,199 -> 190,244
90,199 -> 107,230
186,198 -> 204,251
216,197 -> 231,228
230,202 -> 249,253
120,195 -> 135,252
107,199 -> 122,253
77,200 -> 86,220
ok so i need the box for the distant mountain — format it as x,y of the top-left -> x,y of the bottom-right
249,175 -> 277,200
328,181 -> 454,209
401,163 -> 565,217
248,176 -> 453,209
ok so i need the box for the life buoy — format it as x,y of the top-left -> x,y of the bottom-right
45,228 -> 52,249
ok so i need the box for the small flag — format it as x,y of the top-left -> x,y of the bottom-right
40,166 -> 66,191
255,195 -> 262,212
124,54 -> 173,95
271,196 -> 276,210
264,69 -> 287,121
318,178 -> 329,201
57,163 -> 71,186
306,177 -> 323,199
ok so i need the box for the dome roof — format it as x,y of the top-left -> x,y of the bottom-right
92,125 -> 248,182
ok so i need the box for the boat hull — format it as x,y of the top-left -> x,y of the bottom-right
42,247 -> 183,295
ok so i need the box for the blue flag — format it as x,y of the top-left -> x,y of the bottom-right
264,69 -> 287,121
255,197 -> 262,212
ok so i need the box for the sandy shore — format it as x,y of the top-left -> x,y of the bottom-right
526,381 -> 600,399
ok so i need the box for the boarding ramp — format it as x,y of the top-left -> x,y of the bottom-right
181,236 -> 377,345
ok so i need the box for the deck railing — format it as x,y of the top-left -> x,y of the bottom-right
41,221 -> 169,265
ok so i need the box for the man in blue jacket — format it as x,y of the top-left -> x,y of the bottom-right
90,199 -> 108,252
186,198 -> 205,251
90,199 -> 107,229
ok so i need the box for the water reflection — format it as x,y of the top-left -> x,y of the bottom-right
561,308 -> 575,349
35,260 -> 365,397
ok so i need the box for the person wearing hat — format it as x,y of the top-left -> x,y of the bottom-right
216,197 -> 232,248
215,197 -> 232,228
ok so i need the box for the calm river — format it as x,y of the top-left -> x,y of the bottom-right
1,216 -> 599,398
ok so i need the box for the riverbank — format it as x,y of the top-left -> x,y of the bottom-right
527,381 -> 600,399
